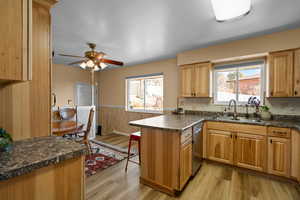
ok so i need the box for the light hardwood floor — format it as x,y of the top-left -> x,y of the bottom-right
86,158 -> 300,200
95,133 -> 131,149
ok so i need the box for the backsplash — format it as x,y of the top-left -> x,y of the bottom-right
180,98 -> 300,116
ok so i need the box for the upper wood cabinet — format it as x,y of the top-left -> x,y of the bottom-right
207,129 -> 234,164
235,133 -> 266,172
294,49 -> 300,97
180,65 -> 194,97
180,62 -> 211,97
0,0 -> 32,81
268,137 -> 290,177
268,49 -> 300,97
269,50 -> 294,97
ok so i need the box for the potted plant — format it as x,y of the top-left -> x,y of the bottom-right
0,128 -> 13,152
260,105 -> 272,120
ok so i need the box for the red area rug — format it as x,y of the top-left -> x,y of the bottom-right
85,153 -> 121,177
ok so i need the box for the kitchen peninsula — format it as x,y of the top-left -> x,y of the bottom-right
0,136 -> 86,200
130,113 -> 300,195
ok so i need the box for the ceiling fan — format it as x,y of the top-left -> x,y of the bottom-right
59,43 -> 124,71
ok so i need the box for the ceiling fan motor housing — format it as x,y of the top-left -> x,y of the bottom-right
85,51 -> 98,60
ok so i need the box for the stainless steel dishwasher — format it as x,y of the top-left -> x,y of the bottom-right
192,122 -> 203,176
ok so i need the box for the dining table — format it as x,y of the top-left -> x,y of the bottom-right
52,120 -> 84,137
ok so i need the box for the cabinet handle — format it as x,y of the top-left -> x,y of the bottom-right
235,135 -> 238,139
295,91 -> 298,96
270,139 -> 273,144
230,134 -> 233,138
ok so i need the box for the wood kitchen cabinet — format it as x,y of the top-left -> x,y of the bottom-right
291,129 -> 300,182
207,129 -> 234,165
235,133 -> 266,172
140,127 -> 193,195
180,62 -> 211,97
268,49 -> 300,97
0,0 -> 56,140
0,0 -> 31,81
179,143 -> 192,190
294,49 -> 300,97
180,65 -> 194,97
268,137 -> 290,177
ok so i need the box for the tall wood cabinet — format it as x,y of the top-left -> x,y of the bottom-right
0,0 -> 56,140
268,49 -> 300,97
180,62 -> 211,97
0,0 -> 31,81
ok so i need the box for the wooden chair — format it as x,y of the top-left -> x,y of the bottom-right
74,108 -> 94,154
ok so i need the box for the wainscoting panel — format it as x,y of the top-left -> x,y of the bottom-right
99,106 -> 162,135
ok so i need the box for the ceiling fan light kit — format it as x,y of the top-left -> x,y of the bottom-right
211,0 -> 251,22
59,43 -> 124,71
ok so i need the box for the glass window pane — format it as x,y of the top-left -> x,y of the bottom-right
128,79 -> 144,110
215,69 -> 237,102
145,77 -> 163,111
238,66 -> 261,102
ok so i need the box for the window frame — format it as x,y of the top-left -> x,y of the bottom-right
125,73 -> 164,114
213,59 -> 266,105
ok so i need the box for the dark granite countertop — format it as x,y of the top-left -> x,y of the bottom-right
129,114 -> 300,132
0,136 -> 86,181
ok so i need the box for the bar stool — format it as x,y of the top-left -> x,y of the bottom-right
125,131 -> 141,172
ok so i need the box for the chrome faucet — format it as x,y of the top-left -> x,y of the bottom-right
228,99 -> 238,120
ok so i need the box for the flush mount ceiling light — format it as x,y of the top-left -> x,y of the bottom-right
211,0 -> 251,22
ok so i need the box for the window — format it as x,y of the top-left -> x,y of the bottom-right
213,60 -> 265,104
126,74 -> 163,113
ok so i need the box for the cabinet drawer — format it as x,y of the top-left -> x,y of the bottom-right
207,122 -> 267,136
268,127 -> 291,138
181,128 -> 192,145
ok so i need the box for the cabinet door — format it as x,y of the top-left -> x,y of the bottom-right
235,133 -> 266,172
194,63 -> 211,97
294,49 -> 300,97
180,65 -> 194,97
269,50 -> 294,97
0,0 -> 31,81
291,130 -> 300,181
180,143 -> 192,190
268,137 -> 290,177
208,129 -> 234,164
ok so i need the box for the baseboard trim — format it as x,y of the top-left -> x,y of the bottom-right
140,177 -> 178,196
113,130 -> 130,136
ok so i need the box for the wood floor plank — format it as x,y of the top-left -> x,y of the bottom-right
86,138 -> 300,200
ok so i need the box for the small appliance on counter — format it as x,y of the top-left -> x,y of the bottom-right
172,107 -> 185,115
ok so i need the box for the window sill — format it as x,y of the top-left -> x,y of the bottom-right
126,109 -> 163,114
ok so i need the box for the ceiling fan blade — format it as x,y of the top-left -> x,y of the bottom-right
100,58 -> 124,66
68,60 -> 87,65
59,54 -> 85,59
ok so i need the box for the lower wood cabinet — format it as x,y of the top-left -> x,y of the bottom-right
207,129 -> 234,165
268,137 -> 290,177
140,127 -> 193,195
206,122 -> 295,179
291,129 -> 300,182
235,133 -> 266,172
179,143 -> 192,190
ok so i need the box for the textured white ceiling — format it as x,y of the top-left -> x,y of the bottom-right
52,0 -> 300,68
